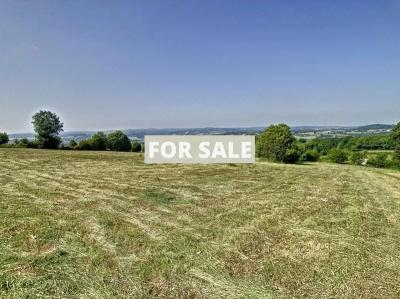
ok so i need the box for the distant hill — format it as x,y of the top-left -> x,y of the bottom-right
355,124 -> 394,132
8,124 -> 395,142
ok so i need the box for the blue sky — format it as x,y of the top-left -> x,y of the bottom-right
1,0 -> 399,133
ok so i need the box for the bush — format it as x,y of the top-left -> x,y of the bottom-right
76,139 -> 93,150
350,151 -> 367,165
0,132 -> 9,145
26,140 -> 38,148
327,149 -> 348,164
368,153 -> 389,168
69,139 -> 78,148
256,124 -> 297,163
392,148 -> 400,168
131,141 -> 142,152
18,138 -> 29,147
90,131 -> 107,151
283,147 -> 301,164
7,138 -> 37,148
301,150 -> 320,162
393,146 -> 400,161
305,138 -> 339,155
107,131 -> 131,152
36,135 -> 61,149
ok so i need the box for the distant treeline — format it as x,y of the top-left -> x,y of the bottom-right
1,131 -> 143,153
0,110 -> 143,153
299,135 -> 396,154
1,110 -> 400,169
256,122 -> 400,169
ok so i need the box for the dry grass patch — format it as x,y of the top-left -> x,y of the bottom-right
1,148 -> 400,298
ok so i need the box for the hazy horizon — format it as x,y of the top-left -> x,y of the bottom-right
1,1 -> 400,133
8,122 -> 395,135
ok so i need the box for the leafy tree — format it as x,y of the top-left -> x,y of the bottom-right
392,122 -> 400,142
131,141 -> 142,152
32,110 -> 63,149
76,139 -> 93,150
301,149 -> 320,162
304,138 -> 339,155
256,124 -> 296,162
0,132 -> 9,145
90,131 -> 107,151
107,131 -> 131,152
327,148 -> 348,164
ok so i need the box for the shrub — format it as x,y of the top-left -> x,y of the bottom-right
368,153 -> 389,168
76,139 -> 93,150
301,149 -> 320,162
69,139 -> 78,148
26,140 -> 38,148
256,124 -> 296,162
327,148 -> 348,164
7,138 -> 37,148
0,132 -> 9,145
350,151 -> 367,165
36,135 -> 62,149
90,131 -> 107,151
131,141 -> 142,152
107,131 -> 131,152
305,138 -> 339,155
283,147 -> 301,164
18,138 -> 29,147
393,146 -> 400,160
392,148 -> 400,168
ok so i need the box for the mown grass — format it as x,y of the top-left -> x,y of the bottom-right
1,148 -> 400,298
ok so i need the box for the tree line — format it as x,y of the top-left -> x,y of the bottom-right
0,110 -> 142,152
255,122 -> 400,169
1,110 -> 400,168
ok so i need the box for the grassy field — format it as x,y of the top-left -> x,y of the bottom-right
1,148 -> 400,298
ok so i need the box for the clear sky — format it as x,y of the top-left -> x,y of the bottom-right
1,0 -> 399,133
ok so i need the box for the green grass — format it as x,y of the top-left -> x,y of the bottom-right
1,148 -> 400,298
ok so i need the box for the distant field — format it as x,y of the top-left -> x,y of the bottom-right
1,148 -> 400,298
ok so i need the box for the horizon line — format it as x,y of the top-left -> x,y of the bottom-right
7,123 -> 394,135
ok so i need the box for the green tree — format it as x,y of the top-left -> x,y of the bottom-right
90,131 -> 107,151
327,148 -> 348,164
76,139 -> 93,150
0,132 -> 9,145
107,131 -> 131,152
131,141 -> 142,152
392,122 -> 400,142
32,110 -> 64,149
256,124 -> 296,162
301,149 -> 320,162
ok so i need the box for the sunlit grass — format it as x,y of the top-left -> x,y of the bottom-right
1,148 -> 400,298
